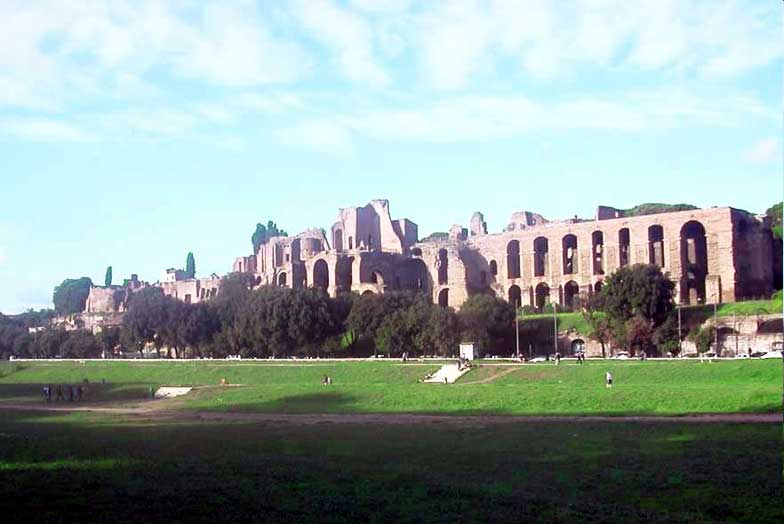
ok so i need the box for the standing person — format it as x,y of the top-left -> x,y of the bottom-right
76,386 -> 83,402
42,386 -> 49,402
605,371 -> 613,388
555,352 -> 561,366
55,384 -> 63,401
67,385 -> 74,402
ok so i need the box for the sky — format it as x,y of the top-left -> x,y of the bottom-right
0,0 -> 781,314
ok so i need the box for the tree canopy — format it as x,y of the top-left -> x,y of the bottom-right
251,221 -> 288,253
104,266 -> 112,286
53,277 -> 93,315
765,202 -> 782,239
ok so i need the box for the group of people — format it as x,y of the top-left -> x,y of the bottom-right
322,375 -> 333,385
457,357 -> 472,372
42,384 -> 84,402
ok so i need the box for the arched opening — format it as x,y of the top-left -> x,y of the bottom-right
592,231 -> 604,275
562,234 -> 578,274
438,248 -> 449,285
680,221 -> 707,304
334,229 -> 343,251
533,237 -> 549,277
535,283 -> 550,311
370,271 -> 384,285
362,290 -> 374,296
335,256 -> 353,292
399,259 -> 430,293
508,285 -> 522,307
594,280 -> 603,294
348,236 -> 354,250
507,240 -> 521,279
648,225 -> 665,267
618,228 -> 630,267
277,272 -> 287,287
563,281 -> 580,311
254,276 -> 262,286
313,260 -> 329,291
411,247 -> 422,257
438,288 -> 449,307
571,339 -> 585,355
489,260 -> 498,276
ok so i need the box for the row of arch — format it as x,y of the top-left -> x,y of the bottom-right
501,222 -> 707,302
507,281 -> 604,311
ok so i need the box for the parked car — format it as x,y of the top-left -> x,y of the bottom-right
760,350 -> 783,359
612,351 -> 630,360
529,356 -> 547,363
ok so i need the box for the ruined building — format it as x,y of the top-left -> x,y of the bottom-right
232,200 -> 779,310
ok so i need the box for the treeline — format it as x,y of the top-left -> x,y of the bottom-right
1,273 -> 518,359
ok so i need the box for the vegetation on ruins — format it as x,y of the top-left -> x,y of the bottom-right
419,231 -> 448,243
622,203 -> 698,217
52,277 -> 93,315
766,201 -> 782,239
251,220 -> 288,252
185,252 -> 196,279
104,266 -> 112,286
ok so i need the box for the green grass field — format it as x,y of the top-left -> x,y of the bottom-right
0,359 -> 782,522
0,359 -> 780,416
0,409 -> 781,523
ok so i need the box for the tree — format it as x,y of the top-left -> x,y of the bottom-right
122,287 -> 172,358
60,330 -> 102,358
457,294 -> 515,355
251,221 -> 288,253
104,266 -> 113,286
97,326 -> 122,357
185,252 -> 196,279
53,277 -> 93,315
688,324 -> 716,355
653,314 -> 681,356
582,308 -> 611,358
596,264 -> 675,327
347,292 -> 417,355
624,316 -> 655,357
178,303 -> 221,358
766,202 -> 782,239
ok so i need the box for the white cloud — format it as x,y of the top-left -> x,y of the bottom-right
744,138 -> 780,164
0,118 -> 94,142
277,120 -> 354,155
293,0 -> 389,87
350,0 -> 412,13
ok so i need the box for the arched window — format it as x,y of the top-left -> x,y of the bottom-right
533,237 -> 549,277
313,260 -> 329,290
618,228 -> 630,267
535,283 -> 550,311
438,249 -> 448,285
507,240 -> 521,279
562,234 -> 578,274
489,260 -> 498,276
563,281 -> 580,310
592,231 -> 604,275
648,226 -> 665,267
508,285 -> 522,306
334,229 -> 343,251
438,288 -> 449,307
680,221 -> 707,304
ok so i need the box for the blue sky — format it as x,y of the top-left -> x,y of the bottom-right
1,0 -> 781,314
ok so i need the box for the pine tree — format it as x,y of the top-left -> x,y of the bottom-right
104,266 -> 113,286
185,252 -> 196,279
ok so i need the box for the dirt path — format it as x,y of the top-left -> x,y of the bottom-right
459,367 -> 519,385
1,401 -> 780,426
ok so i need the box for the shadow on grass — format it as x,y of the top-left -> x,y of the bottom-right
0,382 -> 152,403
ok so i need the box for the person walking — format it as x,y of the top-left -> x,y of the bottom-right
605,371 -> 613,388
55,384 -> 64,401
42,386 -> 50,402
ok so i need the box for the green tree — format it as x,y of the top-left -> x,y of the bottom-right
457,294 -> 515,355
53,277 -> 93,315
251,221 -> 288,253
596,264 -> 675,326
688,325 -> 716,355
185,252 -> 196,279
122,287 -> 172,358
104,266 -> 113,286
60,330 -> 102,358
582,308 -> 611,358
765,202 -> 782,239
97,326 -> 122,357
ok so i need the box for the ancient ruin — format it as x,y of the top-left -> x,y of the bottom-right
230,199 -> 778,310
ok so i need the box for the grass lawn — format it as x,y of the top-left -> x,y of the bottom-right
0,409 -> 781,523
0,360 -> 780,416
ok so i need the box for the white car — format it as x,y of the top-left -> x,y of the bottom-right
760,350 -> 783,359
612,351 -> 630,360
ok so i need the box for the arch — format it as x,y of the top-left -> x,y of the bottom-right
489,260 -> 498,276
399,258 -> 430,293
535,283 -> 550,311
313,260 -> 329,291
362,290 -> 375,296
254,276 -> 262,286
507,240 -> 521,279
508,285 -> 522,306
618,228 -> 630,267
333,229 -> 343,251
438,248 -> 449,285
680,221 -> 707,304
563,281 -> 580,311
562,234 -> 578,274
277,272 -> 287,287
411,247 -> 423,257
370,271 -> 384,285
571,339 -> 585,355
592,231 -> 604,275
648,225 -> 665,267
335,256 -> 353,292
594,280 -> 603,294
533,237 -> 549,277
438,288 -> 449,307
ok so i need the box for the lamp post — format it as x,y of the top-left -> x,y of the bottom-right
553,301 -> 558,357
515,299 -> 520,359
